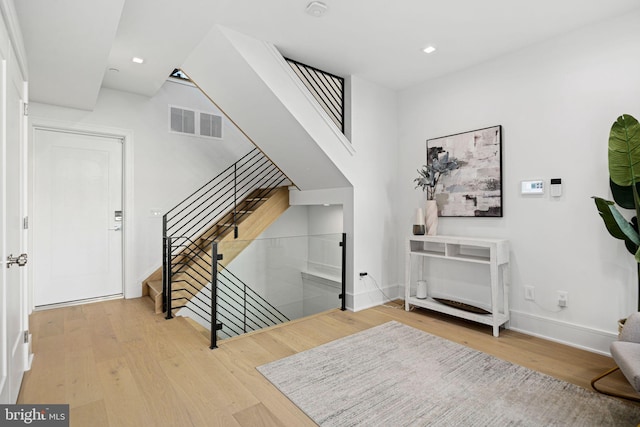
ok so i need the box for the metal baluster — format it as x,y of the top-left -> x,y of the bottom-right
162,215 -> 168,313
234,163 -> 238,239
211,242 -> 219,349
243,282 -> 247,334
340,233 -> 347,311
165,236 -> 173,319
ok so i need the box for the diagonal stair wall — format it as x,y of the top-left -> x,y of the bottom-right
181,25 -> 354,192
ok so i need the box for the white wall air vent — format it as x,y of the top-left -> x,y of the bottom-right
169,105 -> 223,140
200,112 -> 223,139
170,106 -> 195,134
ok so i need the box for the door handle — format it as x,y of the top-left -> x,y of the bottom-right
7,253 -> 28,268
108,225 -> 122,231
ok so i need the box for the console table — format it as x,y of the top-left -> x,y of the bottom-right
404,235 -> 510,337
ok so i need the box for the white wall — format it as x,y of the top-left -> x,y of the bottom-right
348,76 -> 400,310
397,10 -> 640,353
29,80 -> 254,297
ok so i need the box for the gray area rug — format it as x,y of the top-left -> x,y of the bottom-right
257,321 -> 640,426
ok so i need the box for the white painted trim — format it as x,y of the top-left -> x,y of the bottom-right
27,117 -> 137,300
264,42 -> 356,156
0,0 -> 28,79
19,81 -> 28,375
349,289 -> 616,355
509,309 -> 616,356
348,283 -> 401,312
33,294 -> 123,311
0,52 -> 9,404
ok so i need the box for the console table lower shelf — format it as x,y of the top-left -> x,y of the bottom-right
405,296 -> 509,337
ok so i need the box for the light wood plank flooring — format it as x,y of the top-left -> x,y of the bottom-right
18,298 -> 639,426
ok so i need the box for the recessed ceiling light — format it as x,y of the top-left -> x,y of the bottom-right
306,1 -> 328,17
132,57 -> 144,64
423,46 -> 437,54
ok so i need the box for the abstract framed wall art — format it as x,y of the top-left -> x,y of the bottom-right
427,125 -> 502,217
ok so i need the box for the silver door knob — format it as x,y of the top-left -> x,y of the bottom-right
108,225 -> 122,231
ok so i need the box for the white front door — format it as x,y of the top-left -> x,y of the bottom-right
33,129 -> 123,307
0,59 -> 28,403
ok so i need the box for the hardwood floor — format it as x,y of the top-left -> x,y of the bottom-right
18,298 -> 639,426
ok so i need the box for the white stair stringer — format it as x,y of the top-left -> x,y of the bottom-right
181,25 -> 354,192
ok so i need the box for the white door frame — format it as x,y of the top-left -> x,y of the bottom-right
28,119 -> 135,307
0,0 -> 30,402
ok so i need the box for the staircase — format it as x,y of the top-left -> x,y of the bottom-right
140,29 -> 355,347
142,185 -> 289,314
137,144 -> 296,350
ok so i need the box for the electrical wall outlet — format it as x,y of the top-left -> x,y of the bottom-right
557,291 -> 568,308
524,286 -> 535,301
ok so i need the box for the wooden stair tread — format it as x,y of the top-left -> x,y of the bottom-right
144,279 -> 163,315
147,279 -> 162,295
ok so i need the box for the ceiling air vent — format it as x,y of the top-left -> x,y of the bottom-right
169,106 -> 223,139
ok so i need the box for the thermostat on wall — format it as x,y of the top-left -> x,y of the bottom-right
521,180 -> 544,195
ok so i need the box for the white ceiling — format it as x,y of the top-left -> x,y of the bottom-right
14,0 -> 640,110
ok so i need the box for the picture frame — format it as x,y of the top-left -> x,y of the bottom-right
427,125 -> 502,217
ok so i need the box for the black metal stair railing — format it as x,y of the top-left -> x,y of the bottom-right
162,147 -> 291,344
216,264 -> 290,338
164,240 -> 291,349
285,58 -> 345,133
165,232 -> 347,349
162,242 -> 290,348
210,235 -> 347,349
163,147 -> 290,243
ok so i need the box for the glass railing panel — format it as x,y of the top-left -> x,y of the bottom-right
216,233 -> 344,335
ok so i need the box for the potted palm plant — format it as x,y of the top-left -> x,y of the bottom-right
593,114 -> 640,326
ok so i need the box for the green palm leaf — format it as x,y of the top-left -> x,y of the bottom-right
593,197 -> 640,261
594,114 -> 640,311
609,114 -> 640,212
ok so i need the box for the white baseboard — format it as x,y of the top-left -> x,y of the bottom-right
334,283 -> 617,356
349,289 -> 617,356
509,310 -> 616,356
348,284 -> 401,312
